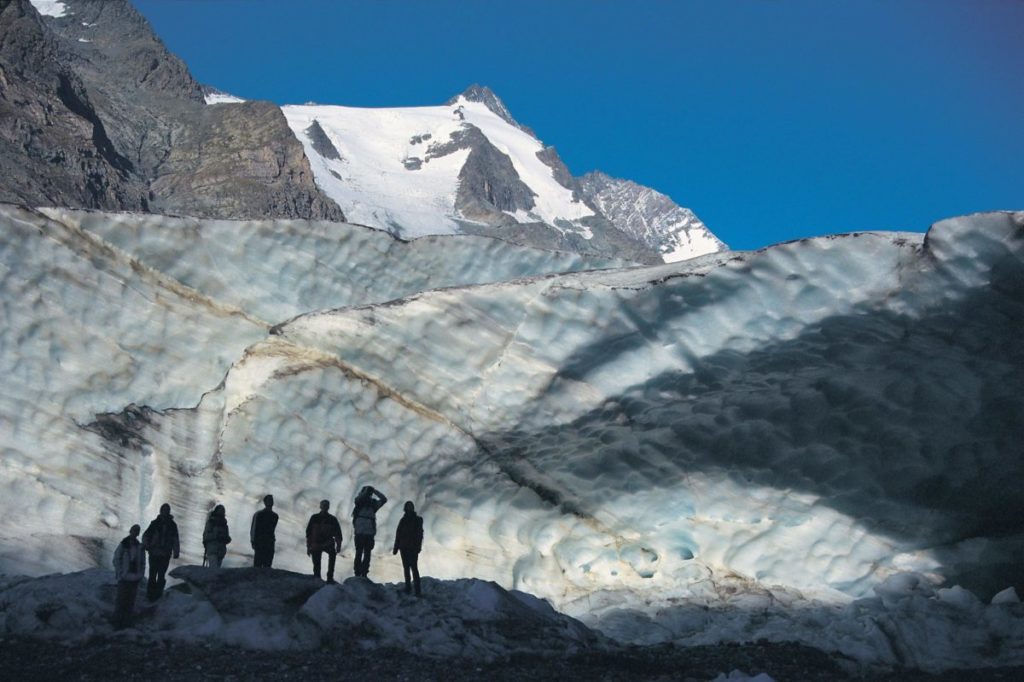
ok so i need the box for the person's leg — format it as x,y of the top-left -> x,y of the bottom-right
312,549 -> 323,578
208,547 -> 223,569
400,550 -> 412,593
113,580 -> 132,628
148,553 -> 170,601
362,535 -> 375,577
267,543 -> 275,568
154,554 -> 169,598
354,535 -> 366,576
411,553 -> 421,596
326,548 -> 337,582
125,579 -> 139,618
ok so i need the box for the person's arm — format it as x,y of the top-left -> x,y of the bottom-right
305,516 -> 314,554
173,525 -> 180,559
393,518 -> 402,554
250,512 -> 257,547
373,489 -> 388,509
332,517 -> 343,552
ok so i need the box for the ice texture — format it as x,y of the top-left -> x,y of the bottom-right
1,204 -> 1023,669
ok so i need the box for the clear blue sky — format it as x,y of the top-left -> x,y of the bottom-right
135,0 -> 1023,250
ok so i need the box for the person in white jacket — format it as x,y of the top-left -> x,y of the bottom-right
111,524 -> 146,629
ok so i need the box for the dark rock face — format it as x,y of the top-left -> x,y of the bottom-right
451,127 -> 537,217
0,0 -> 343,221
536,145 -> 577,193
579,170 -> 725,259
150,101 -> 344,221
304,119 -> 342,161
0,0 -> 148,210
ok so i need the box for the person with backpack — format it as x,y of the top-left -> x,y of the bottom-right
392,500 -> 424,596
351,485 -> 387,578
250,494 -> 279,568
202,504 -> 231,568
141,503 -> 180,601
305,499 -> 343,582
111,523 -> 145,629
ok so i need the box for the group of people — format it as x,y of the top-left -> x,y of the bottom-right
111,486 -> 424,629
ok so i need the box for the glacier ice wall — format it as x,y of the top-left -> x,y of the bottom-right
0,204 -> 621,575
1,204 -> 1022,630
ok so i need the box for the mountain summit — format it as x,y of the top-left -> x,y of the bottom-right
445,84 -> 522,130
3,0 -> 723,263
284,84 -> 723,262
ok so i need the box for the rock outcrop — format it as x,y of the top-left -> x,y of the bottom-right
0,0 -> 343,221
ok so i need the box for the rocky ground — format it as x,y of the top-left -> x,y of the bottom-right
1,636 -> 1021,681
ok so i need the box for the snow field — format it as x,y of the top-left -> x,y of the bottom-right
282,98 -> 593,239
29,1 -> 67,18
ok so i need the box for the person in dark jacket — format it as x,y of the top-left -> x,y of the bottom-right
250,494 -> 279,568
202,504 -> 231,568
392,500 -> 424,596
306,499 -> 343,582
111,524 -> 145,629
141,503 -> 180,601
351,485 -> 387,578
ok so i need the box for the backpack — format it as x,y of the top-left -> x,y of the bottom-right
353,505 -> 376,536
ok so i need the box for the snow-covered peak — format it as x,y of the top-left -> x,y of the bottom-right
282,96 -> 593,240
580,170 -> 726,262
281,86 -> 721,262
445,84 -> 526,133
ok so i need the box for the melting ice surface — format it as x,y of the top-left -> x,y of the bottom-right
1,204 -> 1023,670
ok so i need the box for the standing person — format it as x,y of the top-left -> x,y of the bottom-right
141,503 -> 180,601
392,500 -> 424,596
351,485 -> 387,578
305,500 -> 343,583
250,494 -> 278,568
202,504 -> 231,568
111,524 -> 145,629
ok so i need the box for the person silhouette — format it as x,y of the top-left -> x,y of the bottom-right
202,504 -> 231,568
111,524 -> 145,628
141,503 -> 179,601
250,494 -> 278,568
392,500 -> 423,596
351,486 -> 387,578
306,500 -> 343,582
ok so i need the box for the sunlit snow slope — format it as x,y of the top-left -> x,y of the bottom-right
1,204 -> 1022,666
282,97 -> 592,237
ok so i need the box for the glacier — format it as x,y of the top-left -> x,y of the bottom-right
1,203 -> 1023,670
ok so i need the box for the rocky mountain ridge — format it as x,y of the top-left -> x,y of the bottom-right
0,0 -> 344,221
285,86 -> 723,263
3,0 -> 723,263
